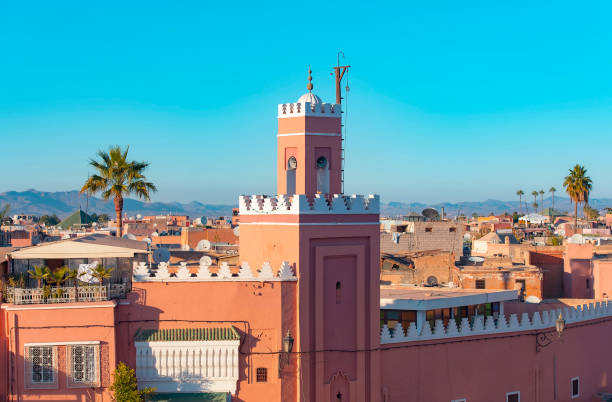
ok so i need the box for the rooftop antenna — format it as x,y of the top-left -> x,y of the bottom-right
332,52 -> 350,193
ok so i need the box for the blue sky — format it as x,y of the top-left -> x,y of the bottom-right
1,1 -> 611,204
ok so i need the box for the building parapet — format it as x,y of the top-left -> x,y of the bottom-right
277,101 -> 341,118
239,194 -> 379,215
380,301 -> 612,344
132,261 -> 297,282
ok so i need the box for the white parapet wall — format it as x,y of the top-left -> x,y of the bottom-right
277,101 -> 341,118
132,261 -> 297,282
380,301 -> 612,344
239,194 -> 380,215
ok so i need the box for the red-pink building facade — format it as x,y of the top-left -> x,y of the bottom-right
2,83 -> 612,402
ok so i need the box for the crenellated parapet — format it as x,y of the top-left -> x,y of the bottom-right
239,194 -> 379,215
380,301 -> 612,344
132,261 -> 297,282
277,101 -> 341,118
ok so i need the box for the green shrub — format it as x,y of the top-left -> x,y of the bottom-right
110,362 -> 155,402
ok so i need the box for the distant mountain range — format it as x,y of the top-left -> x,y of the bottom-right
1,190 -> 611,219
382,197 -> 612,218
0,190 -> 234,219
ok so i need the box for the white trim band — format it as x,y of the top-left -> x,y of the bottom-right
277,132 -> 341,137
25,341 -> 101,347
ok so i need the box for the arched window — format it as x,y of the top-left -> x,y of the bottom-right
316,156 -> 329,193
335,281 -> 341,304
286,157 -> 297,195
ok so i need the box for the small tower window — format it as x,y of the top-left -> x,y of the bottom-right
286,157 -> 297,195
316,156 -> 328,169
316,156 -> 329,193
336,281 -> 341,304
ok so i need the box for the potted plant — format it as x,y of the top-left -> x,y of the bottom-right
28,266 -> 49,303
91,266 -> 114,298
66,268 -> 85,301
47,266 -> 69,300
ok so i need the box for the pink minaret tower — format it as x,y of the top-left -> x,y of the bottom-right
239,69 -> 381,402
276,67 -> 343,196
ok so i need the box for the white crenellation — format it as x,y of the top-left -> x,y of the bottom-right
394,323 -> 406,339
176,262 -> 191,279
133,262 -> 150,281
381,300 -> 612,344
133,261 -> 297,282
278,101 -> 342,118
239,194 -> 380,215
278,261 -> 294,279
259,262 -> 275,279
218,262 -> 232,279
197,263 -> 212,279
239,262 -> 254,279
472,316 -> 485,334
157,262 -> 170,279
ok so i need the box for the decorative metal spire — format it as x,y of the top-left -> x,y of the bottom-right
307,67 -> 313,92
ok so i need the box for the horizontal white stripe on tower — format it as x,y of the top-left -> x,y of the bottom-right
277,132 -> 341,137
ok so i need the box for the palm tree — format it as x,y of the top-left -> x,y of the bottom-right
549,187 -> 556,214
563,164 -> 593,230
48,266 -> 69,297
80,146 -> 156,237
28,265 -> 49,288
91,266 -> 114,295
539,190 -> 544,213
531,191 -> 538,214
516,190 -> 524,215
66,268 -> 85,301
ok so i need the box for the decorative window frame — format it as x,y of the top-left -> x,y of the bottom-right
67,344 -> 101,388
571,377 -> 580,399
24,345 -> 58,389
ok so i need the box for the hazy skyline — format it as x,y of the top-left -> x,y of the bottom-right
1,1 -> 611,204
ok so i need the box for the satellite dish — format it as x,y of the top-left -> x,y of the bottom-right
136,214 -> 142,219
233,226 -> 240,237
199,255 -> 212,266
422,208 -> 440,220
468,256 -> 485,263
143,237 -> 152,244
151,231 -> 159,237
153,248 -> 170,263
122,233 -> 137,240
196,240 -> 211,251
525,295 -> 541,304
426,276 -> 438,287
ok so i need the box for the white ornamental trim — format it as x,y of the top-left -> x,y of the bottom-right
133,261 -> 297,283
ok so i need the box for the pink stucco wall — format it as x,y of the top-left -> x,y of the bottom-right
1,301 -> 117,401
116,280 -> 298,402
380,315 -> 612,401
564,244 -> 595,298
592,259 -> 612,299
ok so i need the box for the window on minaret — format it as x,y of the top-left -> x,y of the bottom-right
287,157 -> 297,195
336,281 -> 341,304
316,156 -> 329,194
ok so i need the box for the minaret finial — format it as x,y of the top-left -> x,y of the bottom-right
307,66 -> 313,92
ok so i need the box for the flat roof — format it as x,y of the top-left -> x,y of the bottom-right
380,286 -> 517,311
